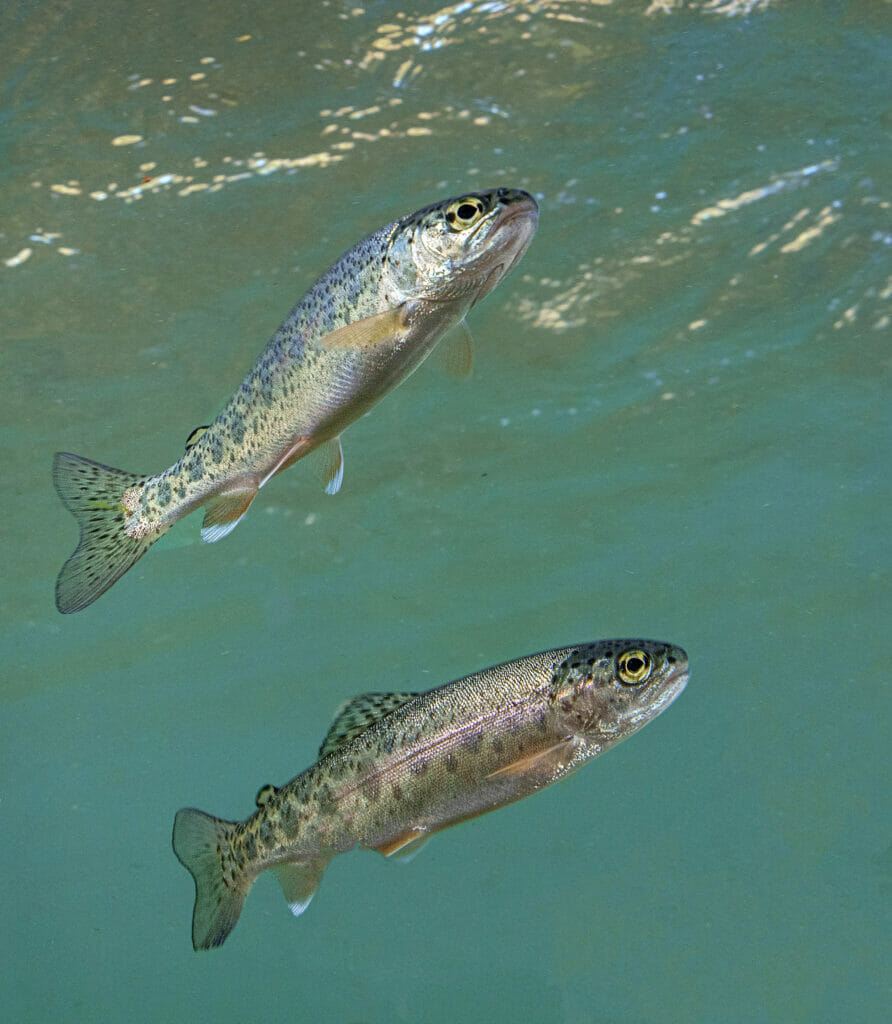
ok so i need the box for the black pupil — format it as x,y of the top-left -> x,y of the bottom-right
625,656 -> 644,675
457,203 -> 478,220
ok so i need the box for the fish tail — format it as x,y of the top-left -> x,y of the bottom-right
53,451 -> 162,614
172,808 -> 253,951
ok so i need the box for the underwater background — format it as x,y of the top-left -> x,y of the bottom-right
2,1 -> 889,1021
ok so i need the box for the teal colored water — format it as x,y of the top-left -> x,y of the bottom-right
2,1 -> 889,1021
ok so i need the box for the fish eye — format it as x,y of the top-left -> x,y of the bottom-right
617,649 -> 652,686
445,196 -> 486,231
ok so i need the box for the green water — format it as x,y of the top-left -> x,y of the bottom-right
2,1 -> 889,1021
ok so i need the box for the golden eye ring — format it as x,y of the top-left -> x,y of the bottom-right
617,649 -> 652,685
445,196 -> 486,230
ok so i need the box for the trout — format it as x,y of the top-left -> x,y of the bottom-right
53,188 -> 539,613
172,638 -> 688,949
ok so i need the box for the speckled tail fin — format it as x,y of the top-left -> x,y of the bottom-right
53,452 -> 157,614
172,808 -> 252,951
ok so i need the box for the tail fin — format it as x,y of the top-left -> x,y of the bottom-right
172,808 -> 252,951
53,452 -> 159,614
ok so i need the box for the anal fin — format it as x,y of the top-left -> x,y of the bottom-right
273,855 -> 333,918
200,487 -> 258,543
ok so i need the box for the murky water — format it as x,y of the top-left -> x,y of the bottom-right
2,2 -> 889,1021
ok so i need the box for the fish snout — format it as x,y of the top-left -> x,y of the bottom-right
657,644 -> 689,707
470,193 -> 539,302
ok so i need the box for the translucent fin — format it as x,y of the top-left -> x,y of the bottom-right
374,828 -> 430,861
200,487 -> 258,543
172,808 -> 252,951
319,305 -> 408,351
184,425 -> 210,451
262,435 -> 313,486
273,856 -> 332,918
318,691 -> 420,757
53,452 -> 160,614
485,737 -> 578,781
436,321 -> 474,377
311,436 -> 344,495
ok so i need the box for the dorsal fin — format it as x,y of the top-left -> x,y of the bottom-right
255,784 -> 277,809
185,425 -> 211,451
318,691 -> 420,757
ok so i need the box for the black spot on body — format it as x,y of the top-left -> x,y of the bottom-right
157,480 -> 172,507
463,734 -> 482,754
281,800 -> 298,831
209,434 -> 224,464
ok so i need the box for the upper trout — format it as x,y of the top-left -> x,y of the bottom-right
53,188 -> 539,613
172,638 -> 688,949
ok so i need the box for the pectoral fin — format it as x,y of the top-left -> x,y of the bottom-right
273,855 -> 333,917
485,737 -> 578,781
436,321 -> 474,378
200,486 -> 258,543
319,305 -> 409,352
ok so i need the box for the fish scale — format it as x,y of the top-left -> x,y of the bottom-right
53,187 -> 539,612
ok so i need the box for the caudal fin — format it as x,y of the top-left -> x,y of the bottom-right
53,452 -> 158,614
172,808 -> 252,951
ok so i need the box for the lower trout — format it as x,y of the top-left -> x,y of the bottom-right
53,188 -> 539,613
172,638 -> 688,950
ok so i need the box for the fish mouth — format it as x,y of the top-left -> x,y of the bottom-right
472,196 -> 539,247
469,201 -> 539,303
655,664 -> 689,710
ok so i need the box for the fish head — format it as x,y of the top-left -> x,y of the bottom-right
549,639 -> 688,745
386,187 -> 539,304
